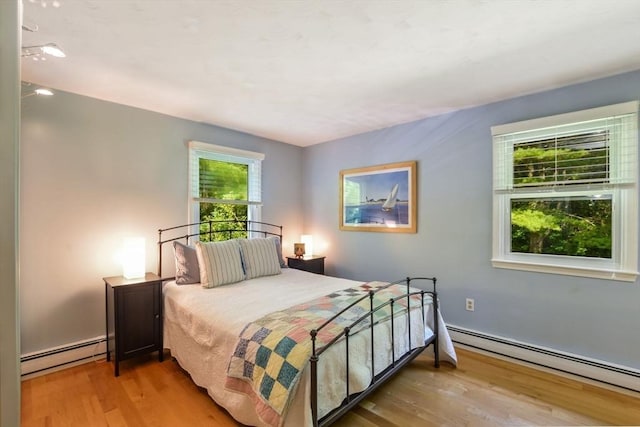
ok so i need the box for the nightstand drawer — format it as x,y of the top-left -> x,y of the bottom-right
287,256 -> 325,275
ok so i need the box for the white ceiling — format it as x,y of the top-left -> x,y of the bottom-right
21,0 -> 640,147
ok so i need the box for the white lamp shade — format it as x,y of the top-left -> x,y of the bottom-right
122,237 -> 145,279
300,235 -> 313,257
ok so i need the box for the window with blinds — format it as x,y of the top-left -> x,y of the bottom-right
188,141 -> 264,241
491,101 -> 638,281
198,159 -> 249,202
512,130 -> 610,187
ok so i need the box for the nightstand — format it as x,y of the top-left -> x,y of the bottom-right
104,273 -> 163,376
287,256 -> 326,275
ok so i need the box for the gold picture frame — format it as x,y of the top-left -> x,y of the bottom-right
339,161 -> 417,233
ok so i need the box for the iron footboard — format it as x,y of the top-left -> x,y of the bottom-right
309,277 -> 439,427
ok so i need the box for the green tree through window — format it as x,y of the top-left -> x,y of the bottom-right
198,159 -> 249,241
511,198 -> 612,258
188,141 -> 263,242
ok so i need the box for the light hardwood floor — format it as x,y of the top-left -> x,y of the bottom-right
21,347 -> 640,427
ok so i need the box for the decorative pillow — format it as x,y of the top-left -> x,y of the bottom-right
238,238 -> 282,280
267,235 -> 287,268
172,241 -> 200,284
195,240 -> 245,288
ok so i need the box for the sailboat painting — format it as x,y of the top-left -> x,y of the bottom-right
340,161 -> 417,233
381,184 -> 399,211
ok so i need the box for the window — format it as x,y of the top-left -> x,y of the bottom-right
492,102 -> 638,281
188,141 -> 264,241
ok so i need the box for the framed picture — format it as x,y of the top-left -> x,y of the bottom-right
339,161 -> 417,233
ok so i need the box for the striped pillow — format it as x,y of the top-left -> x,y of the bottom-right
238,238 -> 282,280
195,240 -> 245,288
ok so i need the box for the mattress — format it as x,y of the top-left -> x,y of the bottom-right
163,268 -> 456,426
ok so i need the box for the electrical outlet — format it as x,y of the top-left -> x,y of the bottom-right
465,298 -> 475,312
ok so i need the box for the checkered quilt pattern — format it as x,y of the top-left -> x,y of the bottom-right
225,281 -> 425,427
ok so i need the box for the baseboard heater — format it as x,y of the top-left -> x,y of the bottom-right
21,336 -> 107,378
448,325 -> 640,394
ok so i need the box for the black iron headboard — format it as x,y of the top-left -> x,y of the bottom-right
157,220 -> 283,278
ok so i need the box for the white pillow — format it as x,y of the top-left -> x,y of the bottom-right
195,240 -> 245,288
238,238 -> 282,280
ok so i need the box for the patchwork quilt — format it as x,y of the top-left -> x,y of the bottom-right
225,281 -> 427,427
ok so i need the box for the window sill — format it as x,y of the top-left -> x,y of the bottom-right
491,259 -> 638,282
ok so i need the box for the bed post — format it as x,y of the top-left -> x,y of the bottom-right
310,329 -> 319,427
368,290 -> 375,384
432,277 -> 440,368
405,277 -> 412,349
157,229 -> 162,276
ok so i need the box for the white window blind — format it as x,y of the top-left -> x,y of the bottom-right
494,108 -> 637,192
188,141 -> 264,225
189,141 -> 263,206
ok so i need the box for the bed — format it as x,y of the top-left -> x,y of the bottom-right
158,221 -> 457,427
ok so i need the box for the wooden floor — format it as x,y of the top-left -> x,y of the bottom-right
21,347 -> 640,427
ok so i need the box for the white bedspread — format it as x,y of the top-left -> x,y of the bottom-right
163,268 -> 457,426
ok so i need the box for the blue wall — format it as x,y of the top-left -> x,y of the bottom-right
303,70 -> 640,369
20,90 -> 304,354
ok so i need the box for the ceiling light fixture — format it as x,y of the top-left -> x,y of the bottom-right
22,23 -> 39,32
29,0 -> 62,8
22,87 -> 54,99
35,88 -> 54,96
21,42 -> 66,59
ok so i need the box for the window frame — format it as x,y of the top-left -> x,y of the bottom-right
491,102 -> 638,282
188,141 -> 264,238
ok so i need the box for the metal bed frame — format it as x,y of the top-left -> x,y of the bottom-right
157,220 -> 440,427
157,219 -> 282,277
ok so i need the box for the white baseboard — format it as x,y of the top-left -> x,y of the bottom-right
21,336 -> 107,379
20,327 -> 640,395
448,325 -> 640,394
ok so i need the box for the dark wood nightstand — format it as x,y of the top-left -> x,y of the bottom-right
287,256 -> 326,275
104,273 -> 163,376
